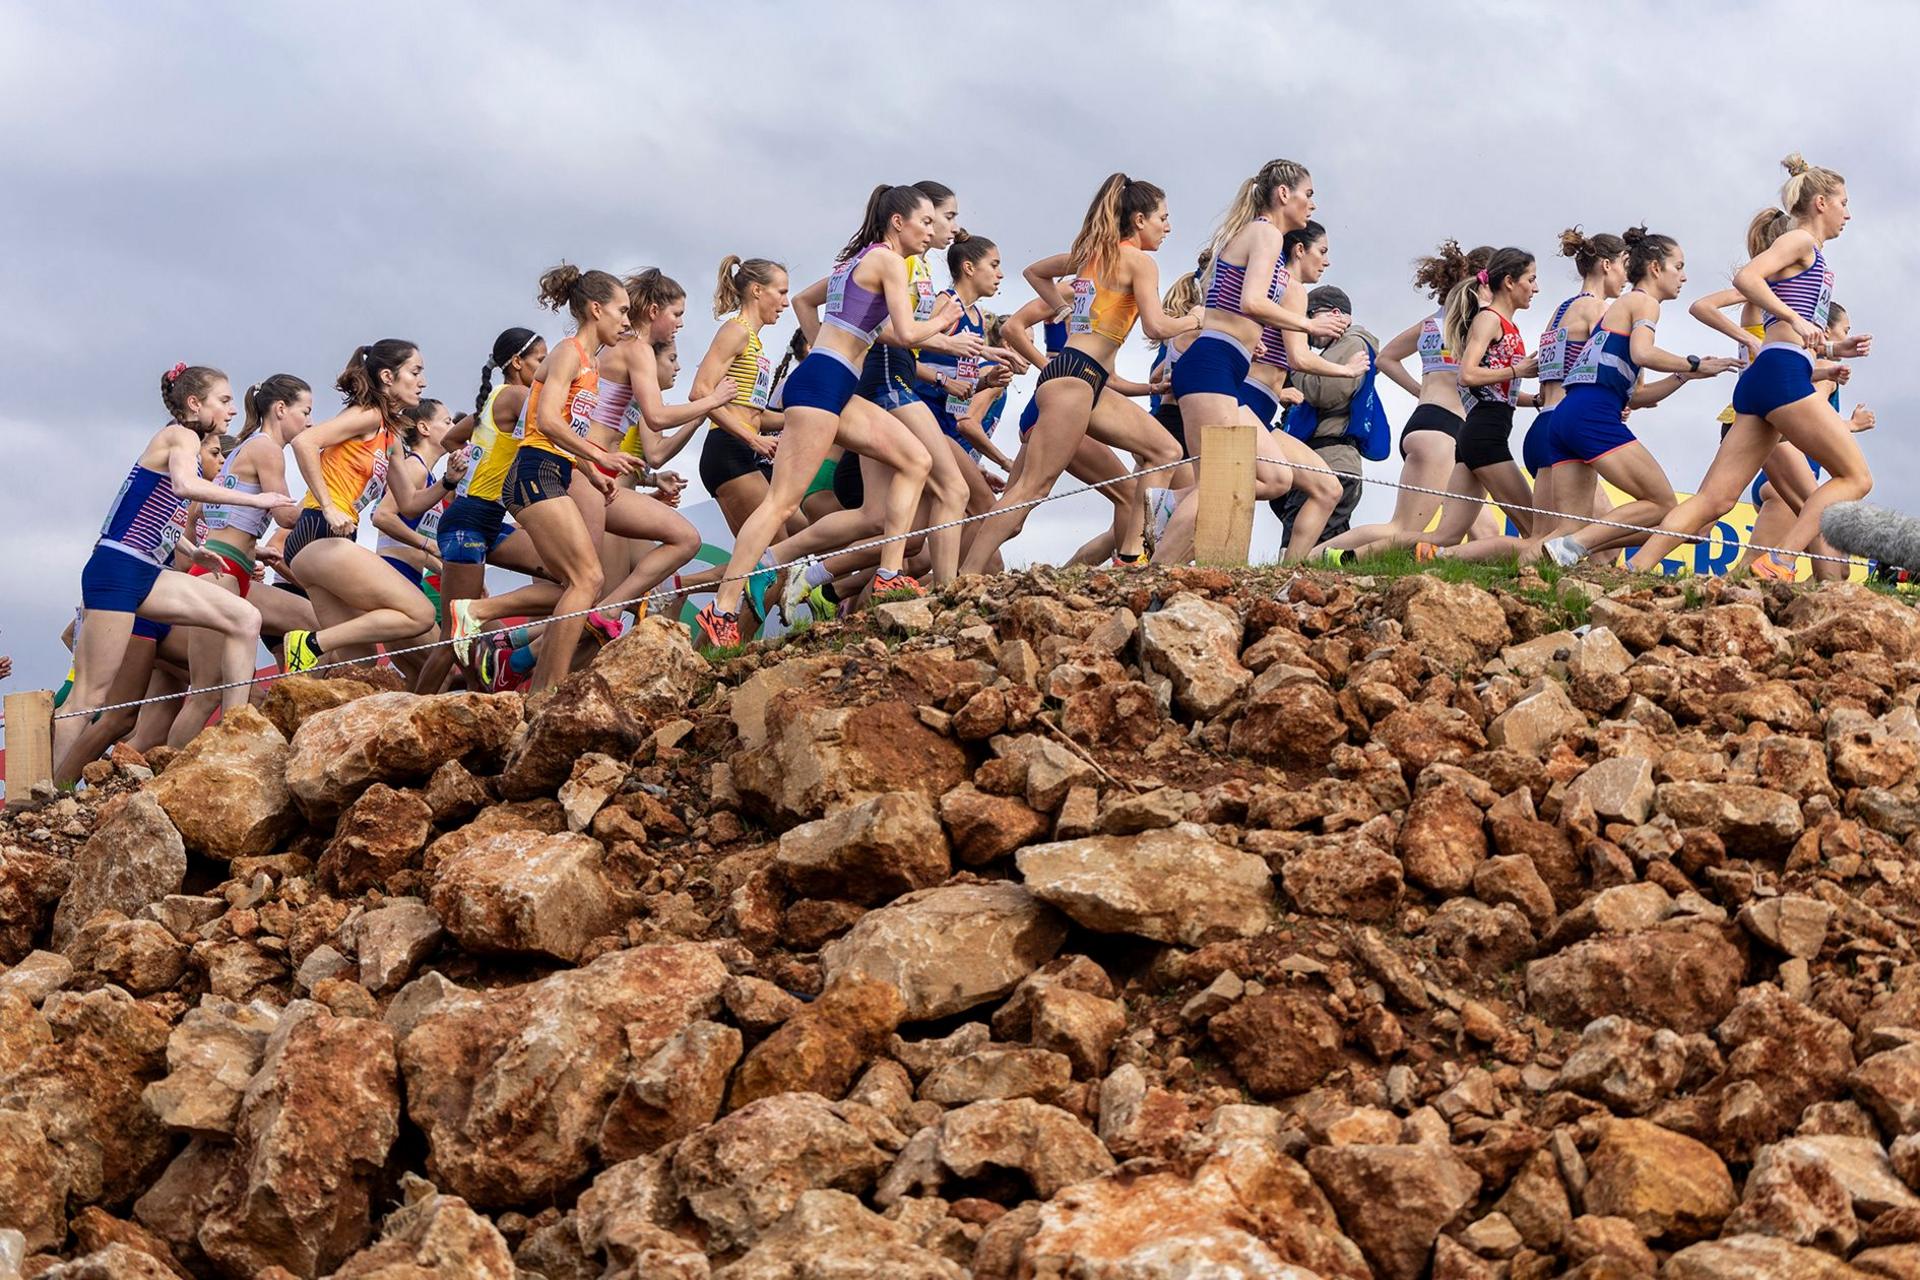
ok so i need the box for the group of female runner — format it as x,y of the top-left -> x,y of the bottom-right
55,153 -> 1875,779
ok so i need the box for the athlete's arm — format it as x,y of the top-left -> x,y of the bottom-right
1236,225 -> 1307,333
290,413 -> 382,519
1001,297 -> 1055,369
1734,230 -> 1823,344
1625,296 -> 1736,377
792,276 -> 828,345
1378,320 -> 1425,398
1023,252 -> 1073,314
632,339 -> 732,431
1455,314 -> 1505,387
1129,252 -> 1189,343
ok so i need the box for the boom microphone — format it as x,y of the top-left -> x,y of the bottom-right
1819,502 -> 1920,573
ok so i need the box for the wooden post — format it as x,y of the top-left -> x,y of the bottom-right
1194,423 -> 1257,566
3,689 -> 55,808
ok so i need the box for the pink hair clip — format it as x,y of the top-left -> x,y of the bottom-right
164,361 -> 188,383
1476,269 -> 1489,285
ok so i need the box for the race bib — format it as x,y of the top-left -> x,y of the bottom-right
417,500 -> 445,542
1814,268 -> 1834,330
913,273 -> 937,322
567,388 -> 597,439
1068,279 -> 1096,335
1537,328 -> 1567,382
156,508 -> 187,562
946,355 -> 981,416
826,255 -> 857,318
354,450 -> 390,514
1564,333 -> 1603,387
750,352 -> 773,409
1417,319 -> 1453,370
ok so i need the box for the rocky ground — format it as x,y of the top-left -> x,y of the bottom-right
5,563 -> 1920,1278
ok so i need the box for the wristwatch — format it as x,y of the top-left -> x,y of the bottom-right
1686,355 -> 1701,372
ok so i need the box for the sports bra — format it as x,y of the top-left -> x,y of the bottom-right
518,336 -> 600,456
823,244 -> 891,344
1764,246 -> 1834,333
1069,271 -> 1139,345
203,436 -> 272,539
462,384 -> 519,504
1252,269 -> 1299,369
97,455 -> 187,567
1537,293 -> 1594,384
301,424 -> 393,517
1417,310 -> 1457,377
588,375 -> 635,436
1203,218 -> 1285,319
1466,313 -> 1526,407
725,316 -> 774,409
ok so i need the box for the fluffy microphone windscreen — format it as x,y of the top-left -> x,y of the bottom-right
1820,502 -> 1920,572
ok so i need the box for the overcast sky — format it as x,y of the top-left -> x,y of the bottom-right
3,2 -> 1916,689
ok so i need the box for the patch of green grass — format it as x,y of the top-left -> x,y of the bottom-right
870,588 -> 923,605
698,639 -> 750,663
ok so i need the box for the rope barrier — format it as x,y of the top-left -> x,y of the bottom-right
47,443 -> 1874,723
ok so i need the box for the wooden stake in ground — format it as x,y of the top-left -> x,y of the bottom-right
3,689 -> 54,808
1194,423 -> 1256,565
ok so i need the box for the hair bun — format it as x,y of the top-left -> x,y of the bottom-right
952,227 -> 971,244
1621,225 -> 1648,245
1781,152 -> 1810,177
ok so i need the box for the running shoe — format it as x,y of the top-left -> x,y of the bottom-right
804,584 -> 838,621
1316,547 -> 1353,570
746,563 -> 777,622
1110,552 -> 1150,568
449,599 -> 481,665
1413,543 -> 1440,563
779,560 -> 817,625
695,603 -> 741,650
585,609 -> 624,645
1750,552 -> 1797,582
472,631 -> 511,693
283,629 -> 321,673
873,569 -> 926,597
1542,536 -> 1585,568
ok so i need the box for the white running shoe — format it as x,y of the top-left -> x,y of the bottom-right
1543,536 -> 1585,568
780,559 -> 817,625
1148,488 -> 1178,545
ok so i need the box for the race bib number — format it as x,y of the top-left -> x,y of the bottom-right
913,273 -> 937,322
156,509 -> 187,562
1417,320 -> 1453,370
1068,279 -> 1096,335
567,388 -> 597,439
1814,268 -> 1834,330
946,356 -> 981,416
826,256 -> 857,318
750,352 -> 773,409
354,450 -> 391,514
1537,328 -> 1566,382
417,500 -> 445,542
1564,333 -> 1603,387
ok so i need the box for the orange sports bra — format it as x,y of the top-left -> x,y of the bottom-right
518,336 -> 600,456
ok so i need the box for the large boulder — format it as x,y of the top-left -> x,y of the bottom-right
590,614 -> 711,723
0,847 -> 70,964
286,691 -> 521,816
714,1188 -> 965,1280
326,1189 -> 514,1279
496,670 -> 644,801
1022,1140 -> 1369,1280
876,1097 -> 1114,1204
51,792 -> 185,949
1396,782 -> 1487,895
1526,922 -> 1746,1033
1582,1118 -> 1736,1244
1655,781 -> 1804,850
317,783 -> 434,896
598,1019 -> 742,1162
772,791 -> 951,905
0,986 -> 172,1207
1137,592 -> 1250,719
196,1003 -> 402,1279
1664,1234 -> 1869,1279
1016,824 -> 1276,947
670,1092 -> 892,1251
141,997 -> 280,1137
1388,577 -> 1510,671
728,977 -> 903,1110
733,695 -> 970,826
428,830 -> 625,963
1305,1142 -> 1483,1280
820,882 -> 1067,1022
147,705 -> 295,861
1209,992 -> 1345,1100
398,943 -> 727,1207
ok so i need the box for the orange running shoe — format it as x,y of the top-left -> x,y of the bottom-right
1414,542 -> 1440,562
1750,552 -> 1797,581
694,603 -> 741,649
874,569 -> 926,597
